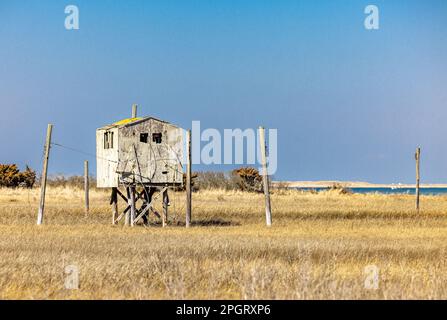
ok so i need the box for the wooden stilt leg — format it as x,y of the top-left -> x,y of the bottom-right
149,187 -> 156,218
141,187 -> 147,225
162,188 -> 168,227
125,187 -> 131,226
130,186 -> 136,227
142,187 -> 151,225
111,187 -> 118,225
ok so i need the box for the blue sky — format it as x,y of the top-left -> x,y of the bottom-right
1,0 -> 446,183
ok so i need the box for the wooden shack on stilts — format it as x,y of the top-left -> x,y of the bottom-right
96,105 -> 185,227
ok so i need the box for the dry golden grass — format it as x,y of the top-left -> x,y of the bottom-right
1,186 -> 447,299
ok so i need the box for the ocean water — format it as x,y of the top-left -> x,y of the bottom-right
294,187 -> 447,195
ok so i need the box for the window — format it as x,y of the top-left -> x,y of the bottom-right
140,133 -> 148,143
104,131 -> 114,149
152,133 -> 162,144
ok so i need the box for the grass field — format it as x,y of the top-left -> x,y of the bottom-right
1,186 -> 447,299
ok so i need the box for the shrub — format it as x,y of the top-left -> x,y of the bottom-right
194,171 -> 238,191
177,168 -> 265,192
19,166 -> 37,188
231,167 -> 263,193
328,183 -> 352,195
0,164 -> 36,188
175,172 -> 199,191
46,174 -> 96,189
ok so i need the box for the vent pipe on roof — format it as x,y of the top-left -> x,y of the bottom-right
132,104 -> 138,118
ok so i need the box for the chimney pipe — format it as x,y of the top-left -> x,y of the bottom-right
132,104 -> 138,118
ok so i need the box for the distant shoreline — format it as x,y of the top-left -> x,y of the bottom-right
272,181 -> 447,189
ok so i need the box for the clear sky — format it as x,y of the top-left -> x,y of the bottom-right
1,0 -> 446,183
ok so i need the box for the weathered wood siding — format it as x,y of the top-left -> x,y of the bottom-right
117,119 -> 183,185
96,128 -> 119,188
96,118 -> 183,188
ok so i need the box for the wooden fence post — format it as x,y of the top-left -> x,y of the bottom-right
37,124 -> 53,225
415,147 -> 421,211
84,160 -> 89,214
186,129 -> 192,228
259,127 -> 272,226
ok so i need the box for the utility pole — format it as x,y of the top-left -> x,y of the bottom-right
37,124 -> 53,225
186,129 -> 192,228
415,147 -> 421,211
259,127 -> 272,226
84,160 -> 89,214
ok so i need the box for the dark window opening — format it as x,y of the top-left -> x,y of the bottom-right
104,131 -> 114,149
152,133 -> 162,144
140,133 -> 148,143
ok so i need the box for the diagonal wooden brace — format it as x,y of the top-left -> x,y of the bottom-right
116,188 -> 128,203
115,205 -> 131,223
134,204 -> 152,224
133,187 -> 167,224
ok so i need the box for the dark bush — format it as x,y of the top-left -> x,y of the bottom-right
231,167 -> 263,193
177,168 -> 265,192
19,166 -> 37,188
329,183 -> 352,195
0,164 -> 36,188
175,172 -> 198,191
